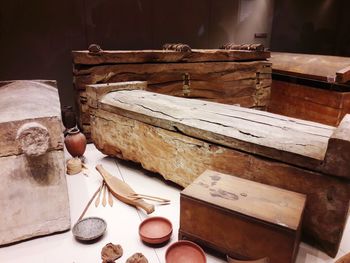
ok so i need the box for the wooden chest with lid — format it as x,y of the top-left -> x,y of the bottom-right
0,80 -> 70,245
72,48 -> 271,139
179,170 -> 307,263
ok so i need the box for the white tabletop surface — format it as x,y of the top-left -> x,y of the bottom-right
0,143 -> 349,263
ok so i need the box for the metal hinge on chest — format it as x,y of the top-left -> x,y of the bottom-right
183,73 -> 190,96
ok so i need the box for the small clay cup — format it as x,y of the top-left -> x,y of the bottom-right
64,127 -> 87,157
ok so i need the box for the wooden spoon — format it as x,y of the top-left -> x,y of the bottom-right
95,181 -> 104,207
102,182 -> 107,207
107,186 -> 113,207
96,164 -> 154,214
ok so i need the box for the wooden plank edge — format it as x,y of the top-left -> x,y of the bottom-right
336,65 -> 350,84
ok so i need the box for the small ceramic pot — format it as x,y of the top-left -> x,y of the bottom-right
64,127 -> 87,157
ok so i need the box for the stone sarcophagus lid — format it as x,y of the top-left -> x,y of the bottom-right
0,80 -> 70,245
87,82 -> 350,258
72,47 -> 271,140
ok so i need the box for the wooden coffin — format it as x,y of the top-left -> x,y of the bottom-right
0,80 -> 70,245
73,48 -> 271,139
179,170 -> 306,263
268,52 -> 350,126
88,82 -> 350,257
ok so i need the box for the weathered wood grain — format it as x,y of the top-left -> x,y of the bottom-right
270,52 -> 350,84
336,66 -> 350,84
268,80 -> 349,126
183,170 -> 306,231
180,170 -> 306,263
72,49 -> 270,65
75,60 -> 271,139
99,90 -> 347,176
90,109 -> 350,257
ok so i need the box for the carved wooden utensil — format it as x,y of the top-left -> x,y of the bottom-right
227,256 -> 269,263
95,164 -> 155,214
335,252 -> 350,263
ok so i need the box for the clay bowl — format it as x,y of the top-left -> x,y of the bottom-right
72,217 -> 107,241
165,240 -> 206,263
139,216 -> 173,245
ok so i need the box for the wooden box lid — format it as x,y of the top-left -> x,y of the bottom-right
270,52 -> 350,84
181,170 -> 306,231
72,49 -> 270,65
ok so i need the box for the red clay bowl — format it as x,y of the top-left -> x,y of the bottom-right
165,240 -> 207,263
139,216 -> 173,244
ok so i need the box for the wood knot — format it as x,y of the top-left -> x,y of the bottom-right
162,43 -> 191,52
16,122 -> 50,156
88,44 -> 103,54
220,43 -> 265,51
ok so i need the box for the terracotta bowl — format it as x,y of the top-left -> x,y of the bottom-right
139,216 -> 173,244
165,240 -> 206,263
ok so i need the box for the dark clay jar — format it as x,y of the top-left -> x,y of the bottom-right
61,105 -> 77,129
64,127 -> 87,157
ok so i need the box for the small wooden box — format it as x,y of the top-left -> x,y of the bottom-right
179,170 -> 306,263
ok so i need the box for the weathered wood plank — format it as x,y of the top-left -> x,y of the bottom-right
98,89 -> 350,178
268,80 -> 345,126
336,65 -> 350,83
90,109 -> 350,257
100,90 -> 333,162
73,61 -> 269,82
270,52 -> 350,84
182,170 -> 306,231
72,49 -> 270,65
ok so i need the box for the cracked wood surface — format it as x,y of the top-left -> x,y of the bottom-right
98,89 -> 343,176
90,109 -> 350,258
72,49 -> 270,65
73,57 -> 271,139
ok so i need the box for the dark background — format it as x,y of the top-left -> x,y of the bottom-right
1,0 -> 349,106
270,0 -> 350,56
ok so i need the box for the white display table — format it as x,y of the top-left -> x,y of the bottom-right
0,144 -> 349,263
